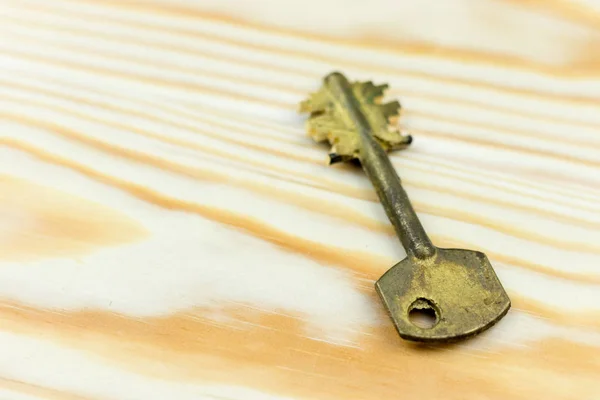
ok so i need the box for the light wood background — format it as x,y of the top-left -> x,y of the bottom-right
1,0 -> 600,399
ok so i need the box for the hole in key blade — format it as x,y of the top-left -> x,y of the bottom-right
408,298 -> 439,329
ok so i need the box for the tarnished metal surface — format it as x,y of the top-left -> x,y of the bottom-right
300,72 -> 510,343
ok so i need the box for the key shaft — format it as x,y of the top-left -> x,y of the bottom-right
325,73 -> 435,259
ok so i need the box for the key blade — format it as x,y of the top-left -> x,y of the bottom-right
375,248 -> 511,343
299,72 -> 412,164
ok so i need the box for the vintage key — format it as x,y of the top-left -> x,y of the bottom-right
300,72 -> 510,343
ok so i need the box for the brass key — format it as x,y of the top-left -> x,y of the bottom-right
300,72 -> 510,343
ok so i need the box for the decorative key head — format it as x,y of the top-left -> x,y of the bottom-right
375,248 -> 511,342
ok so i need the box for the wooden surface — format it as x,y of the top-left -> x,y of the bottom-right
1,0 -> 600,398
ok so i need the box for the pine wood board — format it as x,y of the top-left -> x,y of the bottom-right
0,0 -> 599,399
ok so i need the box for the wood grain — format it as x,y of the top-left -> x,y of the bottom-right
0,0 -> 599,398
